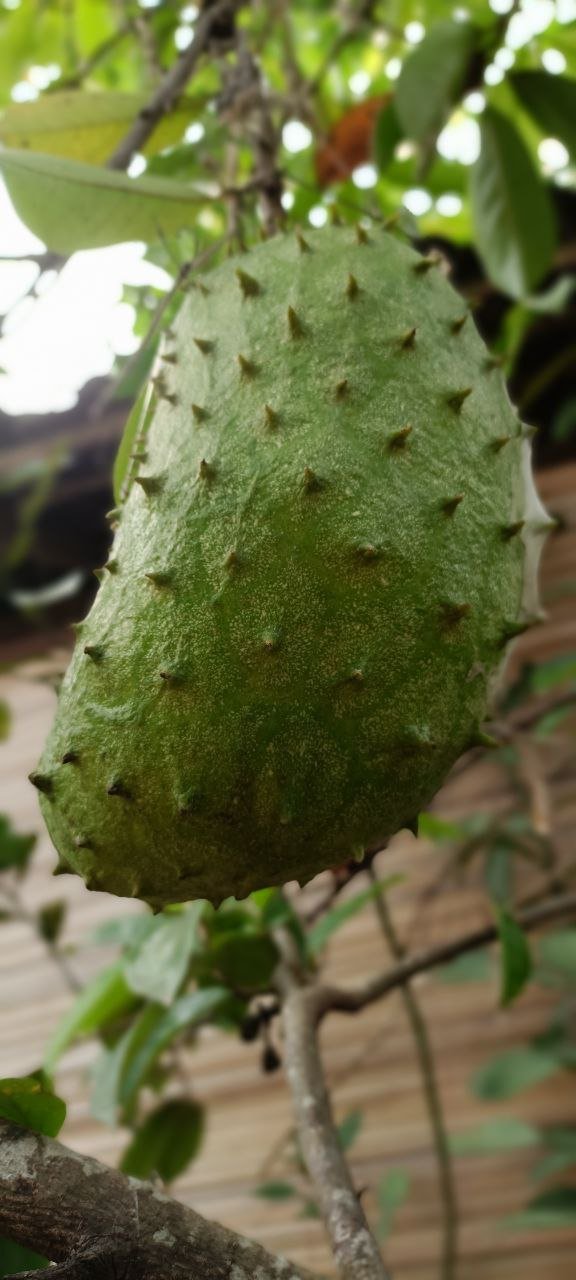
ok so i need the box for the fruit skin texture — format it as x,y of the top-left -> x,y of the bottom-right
35,226 -> 551,907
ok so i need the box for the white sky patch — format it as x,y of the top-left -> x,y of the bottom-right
281,191 -> 295,210
28,64 -> 61,89
308,206 -> 328,228
282,121 -> 312,153
385,58 -> 402,80
494,46 -> 515,69
542,47 -> 567,73
403,188 -> 432,216
11,81 -> 38,102
437,115 -> 480,165
538,137 -> 569,171
489,0 -> 514,12
0,184 -> 172,415
436,193 -> 463,218
128,153 -> 147,178
185,122 -> 205,144
352,164 -> 378,189
506,1 -> 555,48
463,91 -> 485,114
174,25 -> 194,51
181,4 -> 199,19
484,64 -> 504,85
395,140 -> 416,161
348,70 -> 371,96
404,21 -> 425,42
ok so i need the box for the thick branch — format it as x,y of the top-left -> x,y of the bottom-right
279,954 -> 391,1280
317,891 -> 576,1017
107,0 -> 242,171
0,1121 -> 320,1280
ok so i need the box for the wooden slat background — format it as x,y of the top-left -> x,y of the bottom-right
1,464 -> 575,1279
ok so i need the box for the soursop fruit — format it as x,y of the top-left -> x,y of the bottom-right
33,225 -> 552,907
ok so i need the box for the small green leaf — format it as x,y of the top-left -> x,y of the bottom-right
211,931 -> 279,991
0,1238 -> 48,1274
497,908 -> 533,1007
436,949 -> 492,985
473,1046 -> 559,1101
90,1003 -> 164,1126
120,1098 -> 204,1183
510,72 -> 576,160
0,1076 -> 65,1137
0,92 -> 202,164
118,987 -> 228,1109
254,1181 -> 296,1201
0,701 -> 10,741
417,813 -> 467,842
113,380 -> 157,505
537,929 -> 576,983
45,962 -> 136,1071
307,876 -> 401,957
396,21 -> 478,142
0,150 -> 204,252
505,1187 -> 576,1230
337,1109 -> 363,1153
124,903 -> 204,1005
37,899 -> 66,944
0,813 -> 36,872
451,1117 -> 539,1155
470,108 -> 556,298
376,1169 -> 410,1240
373,100 -> 402,172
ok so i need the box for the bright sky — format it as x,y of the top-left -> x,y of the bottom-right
0,0 -> 574,417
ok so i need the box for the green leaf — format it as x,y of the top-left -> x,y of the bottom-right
451,1117 -> 539,1155
0,813 -> 35,872
124,903 -> 204,1005
0,92 -> 200,164
254,1181 -> 296,1201
307,876 -> 401,956
511,72 -> 576,160
0,1239 -> 48,1274
337,1109 -> 362,1153
532,1128 -> 576,1182
120,1098 -> 204,1183
0,1076 -> 65,1137
376,1169 -> 410,1240
211,931 -> 279,991
470,108 -> 556,297
497,909 -> 533,1007
396,21 -> 478,142
0,150 -> 203,252
505,1187 -> 576,1230
436,949 -> 493,984
45,962 -> 136,1071
537,929 -> 576,982
90,1003 -> 164,1126
37,900 -> 66,944
113,381 -> 158,505
90,914 -> 157,952
473,1046 -> 559,1101
118,987 -> 228,1109
373,100 -> 403,172
417,813 -> 467,842
0,701 -> 10,741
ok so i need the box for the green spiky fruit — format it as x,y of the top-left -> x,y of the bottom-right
35,226 -> 551,907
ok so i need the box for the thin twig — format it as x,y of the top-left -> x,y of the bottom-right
277,931 -> 392,1280
316,890 -> 576,1018
367,865 -> 458,1280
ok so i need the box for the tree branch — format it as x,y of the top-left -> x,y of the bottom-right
316,890 -> 576,1017
107,0 -> 242,171
277,940 -> 391,1280
0,1121 -> 321,1280
367,866 -> 457,1280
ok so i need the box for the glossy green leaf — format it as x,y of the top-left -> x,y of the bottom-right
0,813 -> 35,872
0,150 -> 203,252
376,1169 -> 410,1240
307,877 -> 401,956
120,1098 -> 204,1182
113,381 -> 157,505
45,962 -> 136,1071
124,904 -> 204,1005
473,1046 -> 559,1101
0,1076 -> 65,1137
0,1238 -> 48,1274
451,1117 -> 539,1155
255,1181 -> 296,1201
470,108 -> 556,297
506,1187 -> 576,1229
118,987 -> 228,1108
497,909 -> 533,1007
511,72 -> 576,159
396,21 -> 477,142
373,100 -> 403,171
0,92 -> 200,164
